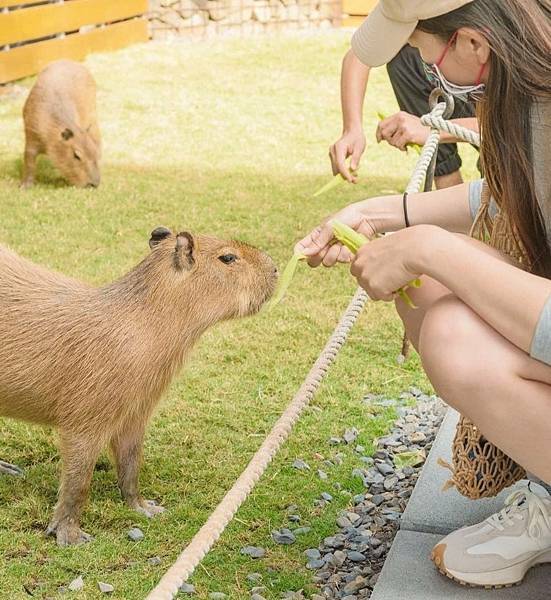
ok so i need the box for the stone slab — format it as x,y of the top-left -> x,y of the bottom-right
401,408 -> 526,535
371,530 -> 551,600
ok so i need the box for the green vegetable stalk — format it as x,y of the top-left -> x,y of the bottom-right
266,253 -> 306,310
331,220 -> 421,309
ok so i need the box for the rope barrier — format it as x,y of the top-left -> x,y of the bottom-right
145,91 -> 480,600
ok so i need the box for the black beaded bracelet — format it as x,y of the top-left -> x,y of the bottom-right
403,191 -> 411,228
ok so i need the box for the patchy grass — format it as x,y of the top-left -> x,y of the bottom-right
0,31 -> 478,599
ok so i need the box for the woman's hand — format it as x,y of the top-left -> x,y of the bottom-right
329,129 -> 366,183
295,204 -> 379,268
350,226 -> 436,300
376,111 -> 430,151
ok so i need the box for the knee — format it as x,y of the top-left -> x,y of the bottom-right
419,296 -> 484,401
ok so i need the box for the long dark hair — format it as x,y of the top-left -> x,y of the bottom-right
418,0 -> 551,277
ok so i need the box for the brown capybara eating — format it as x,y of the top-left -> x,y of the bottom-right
0,228 -> 277,546
22,59 -> 101,188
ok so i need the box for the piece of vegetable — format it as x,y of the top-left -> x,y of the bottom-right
376,111 -> 423,155
312,160 -> 358,198
331,220 -> 421,309
266,253 -> 306,310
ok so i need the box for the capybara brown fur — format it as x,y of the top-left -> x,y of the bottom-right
0,227 -> 277,545
22,59 -> 101,188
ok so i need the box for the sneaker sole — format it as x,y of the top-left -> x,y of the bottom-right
431,543 -> 551,589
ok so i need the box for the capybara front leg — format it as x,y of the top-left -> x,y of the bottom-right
47,432 -> 102,546
111,423 -> 165,518
21,142 -> 39,188
0,459 -> 24,476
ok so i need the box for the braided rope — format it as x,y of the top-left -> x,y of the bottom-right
145,98 -> 480,600
421,113 -> 481,147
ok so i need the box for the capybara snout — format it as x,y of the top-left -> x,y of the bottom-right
22,59 -> 101,188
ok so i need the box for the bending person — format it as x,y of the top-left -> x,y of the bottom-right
300,0 -> 551,589
332,44 -> 479,189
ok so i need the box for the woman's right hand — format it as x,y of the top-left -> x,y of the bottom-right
295,203 -> 378,268
329,130 -> 366,183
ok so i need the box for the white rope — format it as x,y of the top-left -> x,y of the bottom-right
145,96 -> 479,600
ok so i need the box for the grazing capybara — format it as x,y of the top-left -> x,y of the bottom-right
22,59 -> 101,188
0,228 -> 277,545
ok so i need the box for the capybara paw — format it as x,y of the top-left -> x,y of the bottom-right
47,520 -> 94,547
133,498 -> 166,518
0,460 -> 24,476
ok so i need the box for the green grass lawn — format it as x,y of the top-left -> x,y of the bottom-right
0,31 -> 478,599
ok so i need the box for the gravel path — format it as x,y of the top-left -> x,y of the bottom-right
307,390 -> 446,599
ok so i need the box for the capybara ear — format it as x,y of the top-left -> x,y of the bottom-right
174,232 -> 195,271
61,128 -> 74,141
149,226 -> 172,249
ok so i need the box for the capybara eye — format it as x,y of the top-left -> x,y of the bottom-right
218,254 -> 237,265
73,151 -> 81,161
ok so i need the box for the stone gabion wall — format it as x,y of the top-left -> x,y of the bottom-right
149,0 -> 341,38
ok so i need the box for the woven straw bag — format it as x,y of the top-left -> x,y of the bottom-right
438,182 -> 527,499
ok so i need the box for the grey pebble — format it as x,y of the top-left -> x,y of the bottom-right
321,492 -> 333,502
293,527 -> 311,535
336,516 -> 352,528
179,583 -> 196,594
329,437 -> 342,445
288,514 -> 301,522
292,459 -> 310,471
375,462 -> 394,476
240,546 -> 266,559
304,548 -> 321,560
317,469 -> 328,480
306,559 -> 325,569
347,550 -> 367,562
68,576 -> 84,592
343,575 -> 368,594
147,556 -> 162,566
208,593 -> 227,600
343,427 -> 359,444
246,573 -> 262,584
97,582 -> 114,594
127,527 -> 144,541
272,529 -> 296,545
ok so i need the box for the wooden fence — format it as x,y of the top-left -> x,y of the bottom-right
0,0 -> 149,84
342,0 -> 376,28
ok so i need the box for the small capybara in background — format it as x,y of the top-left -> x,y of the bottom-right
22,59 -> 101,188
0,228 -> 277,545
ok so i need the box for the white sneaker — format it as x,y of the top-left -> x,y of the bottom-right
431,483 -> 551,588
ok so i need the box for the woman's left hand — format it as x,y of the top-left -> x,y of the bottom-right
350,226 -> 428,300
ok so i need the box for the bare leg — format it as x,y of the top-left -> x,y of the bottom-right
0,460 -> 24,476
110,422 -> 165,518
47,431 -> 102,546
21,141 -> 39,188
419,294 -> 551,483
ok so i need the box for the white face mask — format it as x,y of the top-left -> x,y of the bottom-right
429,63 -> 486,102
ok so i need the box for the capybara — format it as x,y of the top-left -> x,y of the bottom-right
0,228 -> 277,545
22,59 -> 101,188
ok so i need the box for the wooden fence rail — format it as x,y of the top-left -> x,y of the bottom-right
0,0 -> 148,84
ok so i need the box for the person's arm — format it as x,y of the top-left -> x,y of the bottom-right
329,50 -> 370,182
351,181 -> 475,234
377,113 -> 479,149
295,182 -> 478,268
413,227 -> 551,361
